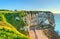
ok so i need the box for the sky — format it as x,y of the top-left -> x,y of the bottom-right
0,0 -> 60,13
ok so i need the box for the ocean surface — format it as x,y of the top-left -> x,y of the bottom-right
54,14 -> 60,34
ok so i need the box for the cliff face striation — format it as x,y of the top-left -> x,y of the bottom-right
29,27 -> 60,39
43,28 -> 60,39
25,11 -> 60,39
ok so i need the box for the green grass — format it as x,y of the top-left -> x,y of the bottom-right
0,11 -> 28,35
3,12 -> 28,35
0,10 -> 30,39
0,27 -> 29,39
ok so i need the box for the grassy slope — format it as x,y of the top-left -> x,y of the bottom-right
3,11 -> 28,35
0,26 -> 29,39
0,12 -> 30,39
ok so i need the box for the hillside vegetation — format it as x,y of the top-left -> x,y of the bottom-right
0,10 -> 28,35
3,11 -> 28,35
0,26 -> 29,39
0,10 -> 29,39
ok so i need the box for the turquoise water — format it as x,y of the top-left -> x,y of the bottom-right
54,14 -> 60,34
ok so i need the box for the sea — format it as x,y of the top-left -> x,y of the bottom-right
54,14 -> 60,35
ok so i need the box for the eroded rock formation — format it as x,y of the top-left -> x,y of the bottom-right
24,11 -> 60,39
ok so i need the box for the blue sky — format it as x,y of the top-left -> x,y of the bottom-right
0,0 -> 60,13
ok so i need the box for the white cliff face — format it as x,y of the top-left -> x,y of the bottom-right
15,17 -> 20,20
31,13 -> 38,26
24,26 -> 28,31
26,11 -> 55,28
38,12 -> 47,25
25,11 -> 56,39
